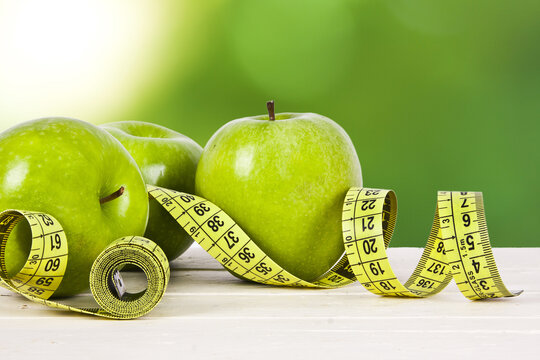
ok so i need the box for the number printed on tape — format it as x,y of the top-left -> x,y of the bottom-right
147,185 -> 522,299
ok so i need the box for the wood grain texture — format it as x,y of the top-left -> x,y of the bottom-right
0,246 -> 538,359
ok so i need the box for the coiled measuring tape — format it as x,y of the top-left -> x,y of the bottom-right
0,210 -> 169,319
0,186 -> 521,320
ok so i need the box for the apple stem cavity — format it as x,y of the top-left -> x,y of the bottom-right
266,100 -> 275,121
100,186 -> 125,205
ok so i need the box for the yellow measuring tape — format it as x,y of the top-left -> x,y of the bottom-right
0,210 -> 169,319
0,185 -> 521,319
148,185 -> 521,298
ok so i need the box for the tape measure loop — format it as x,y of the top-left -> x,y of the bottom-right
149,184 -> 521,300
0,209 -> 68,300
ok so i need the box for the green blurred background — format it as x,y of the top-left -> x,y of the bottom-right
0,0 -> 538,246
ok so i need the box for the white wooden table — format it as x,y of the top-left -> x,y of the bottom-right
1,246 -> 538,359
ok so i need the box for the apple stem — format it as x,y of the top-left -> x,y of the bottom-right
266,100 -> 275,121
100,186 -> 125,205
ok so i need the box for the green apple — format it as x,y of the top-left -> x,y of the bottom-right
0,117 -> 148,297
195,102 -> 362,281
101,121 -> 203,261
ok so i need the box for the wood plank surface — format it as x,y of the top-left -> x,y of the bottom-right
1,246 -> 538,359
